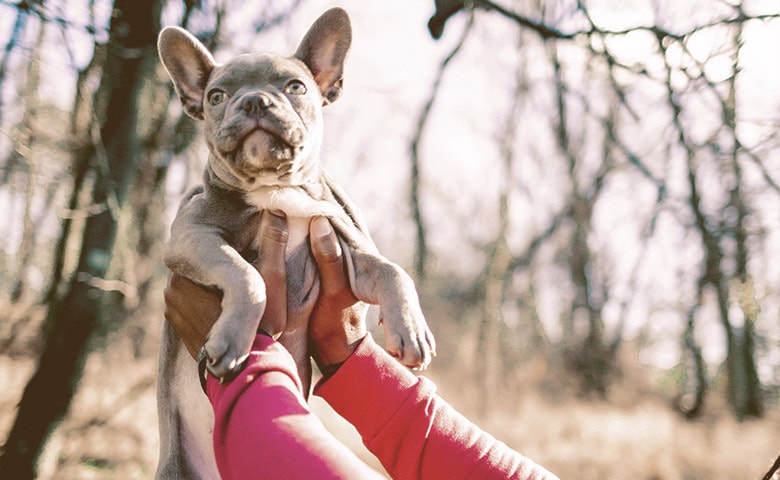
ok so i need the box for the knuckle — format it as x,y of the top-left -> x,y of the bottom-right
263,224 -> 289,245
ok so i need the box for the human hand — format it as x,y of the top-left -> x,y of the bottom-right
163,272 -> 221,360
163,211 -> 301,360
164,212 -> 365,375
307,217 -> 367,375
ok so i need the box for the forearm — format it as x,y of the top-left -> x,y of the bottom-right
314,334 -> 560,480
207,334 -> 385,480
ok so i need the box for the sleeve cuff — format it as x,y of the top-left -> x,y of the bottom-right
313,333 -> 421,436
206,333 -> 302,399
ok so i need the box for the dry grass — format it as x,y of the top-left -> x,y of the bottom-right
423,350 -> 780,480
464,393 -> 780,480
1,322 -> 778,480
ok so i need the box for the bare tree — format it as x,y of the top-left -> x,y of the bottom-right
7,22 -> 46,305
410,15 -> 474,281
476,35 -> 522,398
655,6 -> 764,419
424,0 -> 778,412
0,0 -> 165,475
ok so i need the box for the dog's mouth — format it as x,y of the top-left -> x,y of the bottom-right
227,128 -> 299,180
211,114 -> 313,188
224,120 -> 303,152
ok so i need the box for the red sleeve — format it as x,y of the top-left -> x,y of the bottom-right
314,334 -> 560,480
206,334 -> 386,480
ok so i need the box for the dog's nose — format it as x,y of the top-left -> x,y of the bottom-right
240,93 -> 272,115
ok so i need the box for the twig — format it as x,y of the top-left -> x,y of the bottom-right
0,0 -> 105,36
474,0 -> 780,41
475,0 -> 574,39
762,453 -> 780,480
507,209 -> 566,272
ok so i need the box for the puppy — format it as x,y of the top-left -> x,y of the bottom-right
155,8 -> 435,478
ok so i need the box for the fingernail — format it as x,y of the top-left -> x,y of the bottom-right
311,217 -> 333,238
268,209 -> 286,218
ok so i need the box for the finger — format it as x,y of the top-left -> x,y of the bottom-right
255,210 -> 288,277
309,217 -> 351,297
255,211 -> 288,336
283,252 -> 319,331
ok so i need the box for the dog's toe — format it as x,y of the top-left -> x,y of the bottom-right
385,330 -> 433,370
207,353 -> 247,380
204,336 -> 248,380
406,337 -> 433,371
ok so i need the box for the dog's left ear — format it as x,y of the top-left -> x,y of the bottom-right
294,8 -> 352,105
158,26 -> 217,120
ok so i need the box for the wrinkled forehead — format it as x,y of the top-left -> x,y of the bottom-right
208,53 -> 312,90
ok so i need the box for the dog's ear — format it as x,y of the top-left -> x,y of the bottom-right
294,8 -> 352,105
158,26 -> 217,120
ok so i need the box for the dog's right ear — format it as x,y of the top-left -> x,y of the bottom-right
158,27 -> 217,120
294,8 -> 352,105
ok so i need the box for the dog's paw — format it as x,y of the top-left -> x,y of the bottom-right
381,303 -> 436,370
203,335 -> 250,380
203,306 -> 263,380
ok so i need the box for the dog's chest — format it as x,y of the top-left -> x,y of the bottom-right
244,186 -> 346,254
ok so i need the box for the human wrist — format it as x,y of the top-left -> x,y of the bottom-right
312,331 -> 365,375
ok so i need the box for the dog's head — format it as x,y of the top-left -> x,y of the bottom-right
158,8 -> 351,190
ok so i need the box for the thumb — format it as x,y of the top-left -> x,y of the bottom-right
255,211 -> 289,270
309,217 -> 350,296
255,211 -> 288,336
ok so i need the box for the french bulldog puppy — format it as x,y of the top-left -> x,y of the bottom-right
155,8 -> 435,478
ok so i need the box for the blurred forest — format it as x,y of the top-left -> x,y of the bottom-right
0,0 -> 779,478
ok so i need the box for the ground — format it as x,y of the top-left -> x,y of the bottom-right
1,307 -> 778,479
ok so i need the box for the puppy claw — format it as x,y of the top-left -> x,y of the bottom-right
205,349 -> 248,381
204,334 -> 251,380
203,303 -> 262,380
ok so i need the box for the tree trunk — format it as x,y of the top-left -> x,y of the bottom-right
476,29 -> 525,400
44,44 -> 107,305
8,20 -> 45,304
549,42 -> 614,395
0,1 -> 162,476
409,17 -> 472,281
724,20 -> 763,418
678,303 -> 707,419
731,177 -> 763,418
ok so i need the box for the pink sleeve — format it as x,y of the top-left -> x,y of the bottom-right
206,334 -> 385,480
314,334 -> 560,480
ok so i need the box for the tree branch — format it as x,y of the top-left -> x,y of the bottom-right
471,0 -> 779,42
763,453 -> 780,480
410,14 -> 474,279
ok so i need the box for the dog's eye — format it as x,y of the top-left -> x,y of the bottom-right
207,90 -> 226,106
284,80 -> 307,95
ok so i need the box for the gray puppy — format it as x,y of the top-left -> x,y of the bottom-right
155,8 -> 435,478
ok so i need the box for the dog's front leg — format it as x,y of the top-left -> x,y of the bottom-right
343,247 -> 435,369
165,220 -> 266,379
